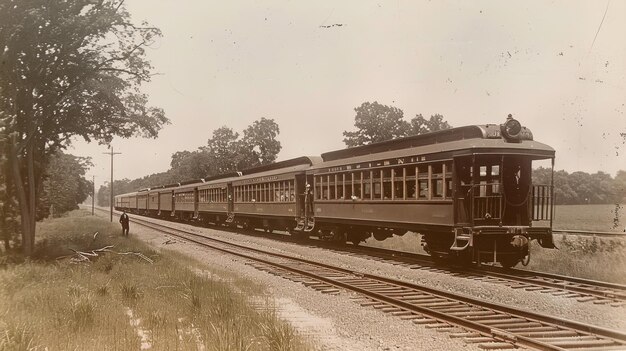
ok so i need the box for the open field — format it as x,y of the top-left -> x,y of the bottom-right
0,210 -> 311,351
552,204 -> 625,232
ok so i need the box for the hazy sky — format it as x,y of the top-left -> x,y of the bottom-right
70,1 -> 626,190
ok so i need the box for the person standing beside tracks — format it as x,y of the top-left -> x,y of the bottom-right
119,211 -> 130,236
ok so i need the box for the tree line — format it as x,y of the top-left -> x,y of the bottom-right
97,118 -> 282,206
533,168 -> 626,205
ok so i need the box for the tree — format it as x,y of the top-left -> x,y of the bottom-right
42,152 -> 93,217
0,1 -> 169,255
409,114 -> 452,135
343,102 -> 409,147
169,118 -> 282,182
0,113 -> 20,251
203,127 -> 240,174
343,102 -> 452,147
239,117 -> 281,167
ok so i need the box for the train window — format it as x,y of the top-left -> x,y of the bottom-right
372,170 -> 381,199
289,181 -> 295,202
491,165 -> 500,176
354,172 -> 362,199
363,171 -> 372,199
314,176 -> 320,200
490,165 -> 501,194
328,175 -> 335,199
343,173 -> 354,200
433,179 -> 444,198
417,165 -> 429,199
418,179 -> 428,199
393,167 -> 404,200
267,183 -> 271,202
381,169 -> 391,200
480,166 -> 487,177
431,164 -> 443,198
281,181 -> 286,201
406,166 -> 416,199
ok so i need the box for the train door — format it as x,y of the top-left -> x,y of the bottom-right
227,183 -> 234,215
454,157 -> 472,226
171,190 -> 176,217
193,188 -> 199,219
454,156 -> 504,226
295,174 -> 306,218
501,156 -> 531,225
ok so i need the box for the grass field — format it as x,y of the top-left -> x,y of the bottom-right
0,211 -> 311,350
552,204 -> 625,232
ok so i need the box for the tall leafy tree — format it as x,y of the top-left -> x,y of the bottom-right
171,118 -> 282,181
0,0 -> 169,255
409,114 -> 452,135
239,117 -> 281,167
343,102 -> 409,147
42,152 -> 93,217
203,126 -> 240,174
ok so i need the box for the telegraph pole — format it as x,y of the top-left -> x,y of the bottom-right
103,147 -> 121,222
92,175 -> 95,216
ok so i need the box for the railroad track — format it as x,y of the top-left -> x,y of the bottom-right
118,214 -> 626,351
317,243 -> 626,308
93,206 -> 626,307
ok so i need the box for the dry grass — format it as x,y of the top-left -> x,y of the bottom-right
524,235 -> 626,284
0,210 -> 312,351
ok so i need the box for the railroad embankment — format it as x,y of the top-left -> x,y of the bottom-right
0,210 -> 311,350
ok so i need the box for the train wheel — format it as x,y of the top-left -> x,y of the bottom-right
498,255 -> 520,269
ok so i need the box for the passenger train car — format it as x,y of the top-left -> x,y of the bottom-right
115,116 -> 555,268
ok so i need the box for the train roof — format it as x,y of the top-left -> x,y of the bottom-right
311,124 -> 554,171
240,156 -> 322,175
231,156 -> 321,185
321,123 -> 548,162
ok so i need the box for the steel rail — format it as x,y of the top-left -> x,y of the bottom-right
124,214 -> 626,351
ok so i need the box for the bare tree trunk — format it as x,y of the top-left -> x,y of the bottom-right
9,140 -> 34,256
27,143 -> 37,251
0,214 -> 10,251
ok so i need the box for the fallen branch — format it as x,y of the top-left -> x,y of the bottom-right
58,245 -> 154,264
